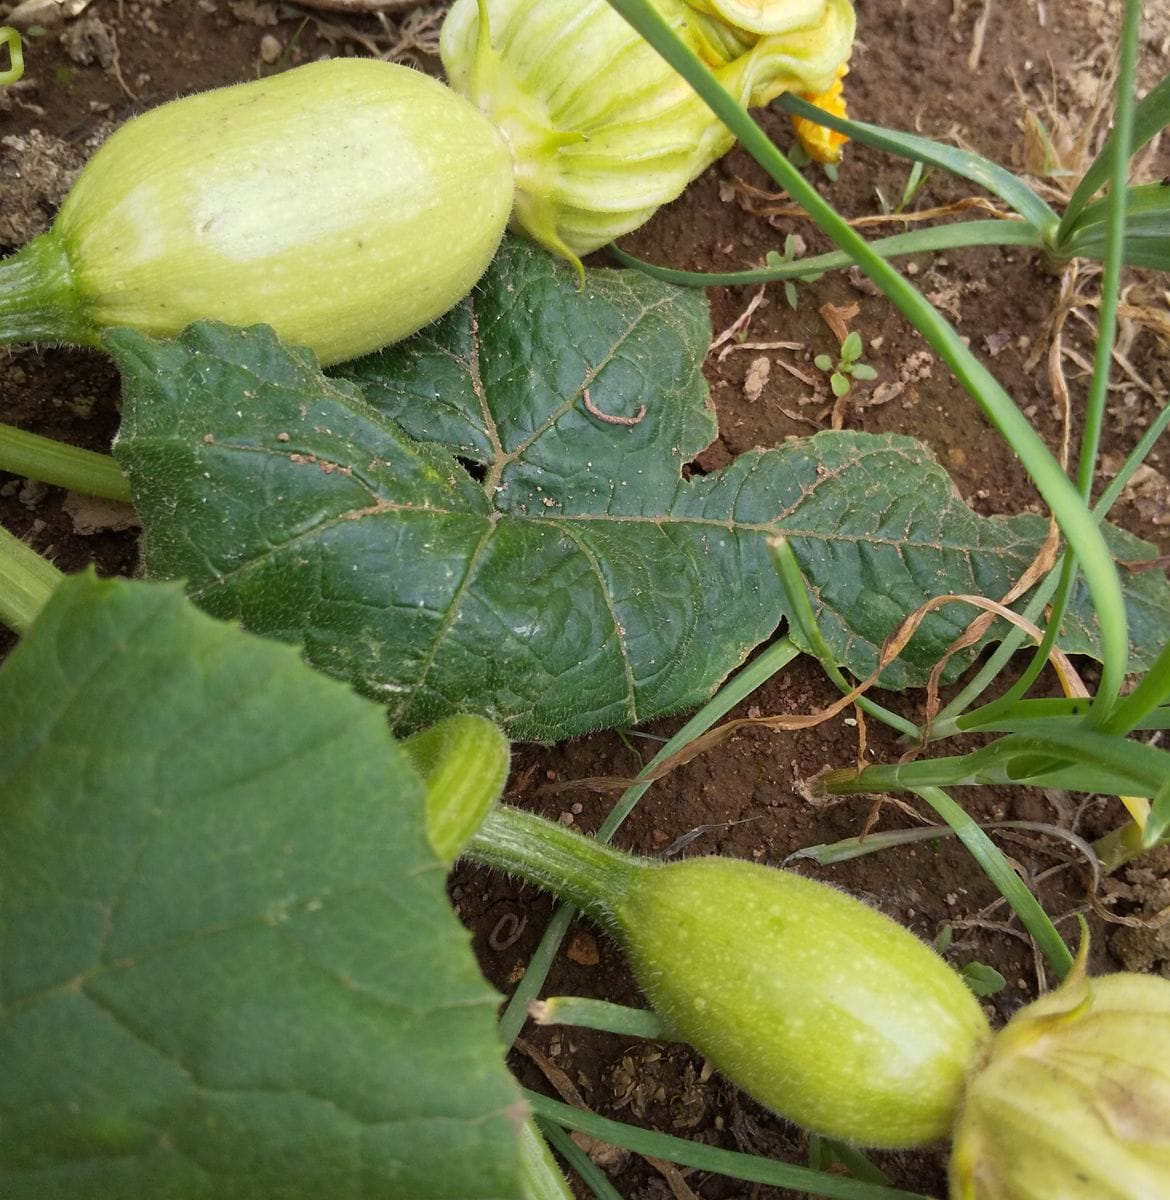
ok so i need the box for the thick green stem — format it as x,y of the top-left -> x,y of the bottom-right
0,524 -> 63,634
0,232 -> 92,347
0,423 -> 131,502
467,805 -> 641,926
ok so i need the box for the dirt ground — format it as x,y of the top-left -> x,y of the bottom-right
1,1 -> 1168,1197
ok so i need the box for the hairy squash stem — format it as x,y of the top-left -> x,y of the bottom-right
470,806 -> 633,922
0,423 -> 132,504
495,636 -> 802,1047
0,525 -> 63,635
600,0 -> 1129,719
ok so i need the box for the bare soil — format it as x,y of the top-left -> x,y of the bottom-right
2,1 -> 1168,1197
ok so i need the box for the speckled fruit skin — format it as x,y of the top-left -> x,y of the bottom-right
49,58 -> 514,365
615,857 -> 991,1147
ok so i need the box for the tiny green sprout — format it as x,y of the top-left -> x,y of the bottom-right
814,329 -> 878,397
933,927 -> 1006,997
765,234 -> 826,310
875,159 -> 930,216
959,961 -> 1008,998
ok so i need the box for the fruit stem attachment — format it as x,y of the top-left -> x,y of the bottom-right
467,804 -> 642,924
0,232 -> 92,347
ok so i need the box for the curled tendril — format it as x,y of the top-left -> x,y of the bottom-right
1,27 -> 24,86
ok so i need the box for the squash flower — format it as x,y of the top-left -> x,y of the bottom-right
791,63 -> 850,163
440,0 -> 856,267
950,954 -> 1170,1199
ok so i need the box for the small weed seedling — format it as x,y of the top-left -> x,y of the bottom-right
815,329 -> 878,396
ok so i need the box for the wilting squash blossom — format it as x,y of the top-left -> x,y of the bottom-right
791,63 -> 850,163
440,0 -> 855,265
949,955 -> 1170,1199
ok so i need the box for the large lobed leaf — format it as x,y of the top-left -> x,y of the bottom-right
110,238 -> 1170,741
0,574 -> 521,1200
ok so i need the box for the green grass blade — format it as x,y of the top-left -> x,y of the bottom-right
1100,638 -> 1170,735
536,1120 -> 624,1200
912,787 -> 1073,977
937,398 -> 1170,735
1012,0 -> 1143,725
610,219 -> 1044,286
997,725 -> 1170,796
960,699 -> 1170,732
1060,69 -> 1170,237
833,729 -> 1162,799
1146,772 -> 1170,847
776,94 -> 1059,235
525,1092 -> 930,1200
769,538 -> 919,738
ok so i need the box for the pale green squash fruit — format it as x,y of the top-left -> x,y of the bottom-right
0,58 -> 514,365
615,856 -> 992,1147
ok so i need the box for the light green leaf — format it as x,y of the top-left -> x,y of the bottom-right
109,238 -> 1170,740
0,573 -> 521,1200
959,962 -> 1007,998
1059,70 -> 1170,234
1060,181 -> 1170,270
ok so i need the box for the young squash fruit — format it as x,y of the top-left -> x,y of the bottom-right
0,58 -> 514,366
468,805 -> 991,1148
615,855 -> 991,1147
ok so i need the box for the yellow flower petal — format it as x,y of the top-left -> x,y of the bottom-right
791,63 -> 849,163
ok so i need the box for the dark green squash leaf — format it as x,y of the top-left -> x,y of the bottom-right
110,238 -> 1170,740
0,573 -> 521,1200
